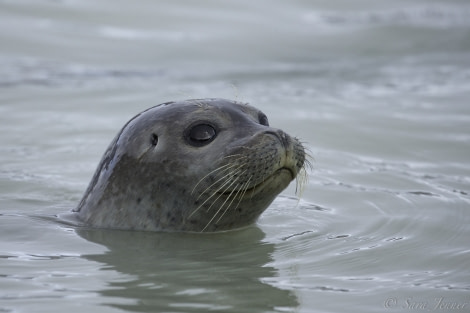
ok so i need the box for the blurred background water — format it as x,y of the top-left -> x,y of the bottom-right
1,0 -> 469,312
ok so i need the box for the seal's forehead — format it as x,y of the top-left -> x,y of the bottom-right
196,98 -> 264,118
151,98 -> 263,120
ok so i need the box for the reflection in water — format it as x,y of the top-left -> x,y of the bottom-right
77,227 -> 298,312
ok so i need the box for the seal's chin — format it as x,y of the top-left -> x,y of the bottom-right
221,167 -> 295,198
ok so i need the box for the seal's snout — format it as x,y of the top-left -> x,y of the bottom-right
265,130 -> 290,149
264,129 -> 305,178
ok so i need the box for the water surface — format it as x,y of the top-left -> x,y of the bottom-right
1,0 -> 469,312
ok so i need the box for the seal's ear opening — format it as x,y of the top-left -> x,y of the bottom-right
150,133 -> 158,146
185,123 -> 217,147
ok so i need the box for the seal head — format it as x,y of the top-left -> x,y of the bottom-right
73,98 -> 305,232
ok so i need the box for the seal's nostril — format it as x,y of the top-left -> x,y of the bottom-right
279,131 -> 290,148
265,130 -> 290,148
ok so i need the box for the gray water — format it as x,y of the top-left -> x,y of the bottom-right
1,0 -> 470,312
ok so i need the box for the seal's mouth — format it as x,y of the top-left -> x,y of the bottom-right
219,167 -> 295,197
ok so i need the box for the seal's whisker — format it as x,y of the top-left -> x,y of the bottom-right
214,176 -> 246,224
191,163 -> 235,195
303,146 -> 315,168
236,142 -> 265,152
200,175 -> 244,232
205,169 -> 244,214
225,141 -> 265,155
222,153 -> 248,160
189,166 -> 246,219
295,167 -> 309,196
238,177 -> 252,201
215,177 -> 250,224
250,175 -> 261,199
193,162 -> 245,202
232,174 -> 253,199
295,150 -> 314,196
191,153 -> 249,196
194,99 -> 209,108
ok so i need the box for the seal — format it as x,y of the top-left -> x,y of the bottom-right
72,98 -> 306,232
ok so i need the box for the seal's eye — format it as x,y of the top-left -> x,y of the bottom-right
186,124 -> 217,147
258,113 -> 269,126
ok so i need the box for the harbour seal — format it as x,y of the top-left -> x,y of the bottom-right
72,98 -> 306,232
